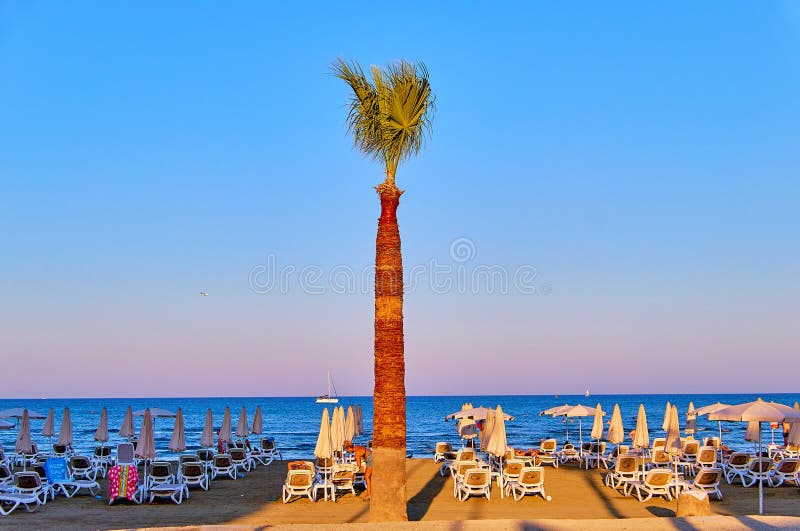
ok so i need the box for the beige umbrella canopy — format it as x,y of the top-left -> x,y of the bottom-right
555,404 -> 603,444
0,419 -> 12,430
251,406 -> 263,436
94,407 -> 109,444
314,407 -> 332,460
168,408 -> 186,452
540,404 -> 572,416
0,408 -> 45,419
57,407 -> 73,446
606,404 -> 624,445
42,408 -> 55,438
590,404 -> 605,440
485,405 -> 508,458
14,409 -> 33,455
447,406 -> 514,422
219,406 -> 233,444
120,406 -> 136,439
690,401 -> 731,442
661,401 -> 672,432
632,404 -> 650,449
200,409 -> 214,448
745,420 -> 760,443
235,406 -> 249,439
665,405 -> 681,455
344,405 -> 356,443
135,409 -> 156,460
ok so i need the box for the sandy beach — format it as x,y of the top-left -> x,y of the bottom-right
6,458 -> 800,530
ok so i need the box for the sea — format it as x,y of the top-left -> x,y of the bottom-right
1,394 -> 797,460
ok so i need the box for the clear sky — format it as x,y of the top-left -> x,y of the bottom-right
2,1 -> 798,398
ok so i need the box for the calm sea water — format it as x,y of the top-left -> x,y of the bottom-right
1,394 -> 797,459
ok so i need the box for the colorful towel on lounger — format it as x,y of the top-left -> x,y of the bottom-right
108,464 -> 138,500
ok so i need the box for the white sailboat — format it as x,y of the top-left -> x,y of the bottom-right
584,388 -> 590,398
316,370 -> 339,404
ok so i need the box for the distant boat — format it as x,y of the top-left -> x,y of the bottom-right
316,370 -> 339,404
584,389 -> 590,398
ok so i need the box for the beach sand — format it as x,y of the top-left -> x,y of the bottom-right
7,459 -> 800,530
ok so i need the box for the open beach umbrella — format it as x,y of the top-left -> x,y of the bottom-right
447,405 -> 514,422
685,402 -> 697,436
690,401 -> 731,443
219,406 -> 233,445
168,408 -> 186,453
606,404 -> 624,445
314,407 -> 332,460
94,407 -> 109,445
200,409 -> 214,448
251,406 -> 263,437
558,404 -> 602,445
590,404 -> 605,467
120,406 -> 135,439
661,401 -> 672,432
0,419 -> 12,430
345,405 -> 356,443
235,406 -> 249,440
485,405 -> 508,459
134,408 -> 176,418
57,407 -> 73,447
0,408 -> 46,420
42,408 -> 55,438
135,408 -> 156,460
14,409 -> 33,457
710,398 -> 800,515
541,404 -> 573,441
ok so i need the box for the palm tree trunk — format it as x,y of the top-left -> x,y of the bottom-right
370,180 -> 407,522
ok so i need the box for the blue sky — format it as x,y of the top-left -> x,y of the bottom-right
1,1 -> 798,398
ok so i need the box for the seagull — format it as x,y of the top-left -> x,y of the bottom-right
200,291 -> 208,297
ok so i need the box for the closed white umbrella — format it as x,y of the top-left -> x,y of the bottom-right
485,405 -> 508,458
314,408 -> 332,459
606,404 -> 624,445
709,398 -> 800,515
135,408 -> 156,460
200,409 -> 214,448
632,404 -> 650,450
235,406 -> 249,439
664,404 -> 682,493
787,421 -> 800,447
355,405 -> 364,436
57,407 -> 73,446
94,407 -> 109,444
661,401 -> 672,432
685,401 -> 697,436
330,406 -> 346,454
251,406 -> 263,437
344,406 -> 356,443
219,406 -> 233,445
481,408 -> 496,449
590,403 -> 605,468
168,408 -> 186,453
42,409 -> 55,438
14,409 -> 33,456
120,406 -> 135,439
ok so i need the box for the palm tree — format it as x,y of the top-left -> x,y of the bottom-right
333,59 -> 434,522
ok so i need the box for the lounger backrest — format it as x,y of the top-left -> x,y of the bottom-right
53,444 -> 67,454
33,464 -> 48,481
230,449 -> 246,460
456,460 -> 478,476
214,455 -> 232,467
95,446 -> 111,457
542,439 -> 557,452
729,452 -> 749,466
71,455 -> 91,469
697,447 -> 716,464
684,441 -> 699,455
180,454 -> 199,465
750,458 -> 771,473
15,472 -> 41,490
646,470 -> 671,487
435,442 -> 451,453
261,438 -> 275,451
151,462 -> 172,478
287,469 -> 312,487
458,449 -> 475,461
117,443 -> 134,465
777,459 -> 800,474
695,468 -> 721,487
581,442 -> 592,452
0,464 -> 11,482
465,469 -> 488,487
44,458 -> 69,482
316,457 -> 333,468
652,450 -> 669,463
504,460 -> 524,475
519,467 -> 544,486
182,462 -> 204,477
197,449 -> 214,462
617,456 -> 638,473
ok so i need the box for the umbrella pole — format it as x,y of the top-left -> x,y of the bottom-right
579,419 -> 583,446
759,422 -> 763,515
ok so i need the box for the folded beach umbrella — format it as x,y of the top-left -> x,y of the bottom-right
42,408 -> 55,438
135,408 -> 156,460
664,405 -> 681,455
632,404 -> 650,450
345,405 -> 356,443
481,407 -> 496,449
661,401 -> 672,432
94,407 -> 109,444
168,408 -> 186,453
0,408 -> 45,420
606,404 -> 624,445
485,405 -> 508,458
314,407 -> 332,460
57,407 -> 73,446
795,402 -> 799,411
120,406 -> 135,439
219,406 -> 233,444
591,404 -> 605,440
709,398 -> 800,515
200,409 -> 214,448
355,405 -> 364,436
14,409 -> 33,455
251,406 -> 263,436
685,401 -> 697,436
788,421 -> 800,447
235,406 -> 249,439
331,406 -> 346,452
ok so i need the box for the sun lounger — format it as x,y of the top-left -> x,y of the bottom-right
180,462 -> 208,491
147,461 -> 175,489
149,482 -> 188,504
742,457 -> 773,488
0,490 -> 42,516
604,455 -> 639,492
331,463 -> 357,501
92,446 -> 113,477
69,455 -> 98,481
455,468 -> 491,501
211,454 -> 236,480
282,469 -> 315,503
45,458 -> 100,498
724,452 -> 751,484
678,467 -> 723,500
229,448 -> 252,473
631,469 -> 675,502
511,466 -> 548,501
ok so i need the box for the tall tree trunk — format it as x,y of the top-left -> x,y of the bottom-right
370,180 -> 407,522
